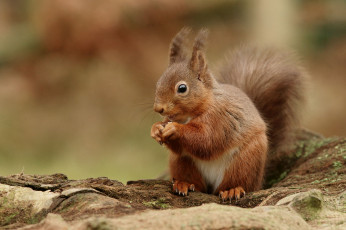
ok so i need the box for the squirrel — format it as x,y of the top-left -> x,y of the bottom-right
151,28 -> 305,202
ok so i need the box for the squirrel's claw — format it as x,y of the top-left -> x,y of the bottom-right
189,184 -> 195,192
219,190 -> 229,203
219,186 -> 245,204
172,180 -> 195,196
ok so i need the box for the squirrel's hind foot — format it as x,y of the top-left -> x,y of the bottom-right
219,186 -> 245,203
172,179 -> 195,196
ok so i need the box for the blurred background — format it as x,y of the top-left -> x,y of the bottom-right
0,0 -> 345,183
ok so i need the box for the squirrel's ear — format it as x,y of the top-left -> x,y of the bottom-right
190,29 -> 210,83
194,50 -> 207,77
169,27 -> 190,65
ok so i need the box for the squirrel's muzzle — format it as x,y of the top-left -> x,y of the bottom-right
154,103 -> 165,114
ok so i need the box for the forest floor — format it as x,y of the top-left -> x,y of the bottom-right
0,130 -> 345,229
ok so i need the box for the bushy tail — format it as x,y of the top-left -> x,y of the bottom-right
218,45 -> 306,153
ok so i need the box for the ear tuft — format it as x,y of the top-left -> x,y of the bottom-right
196,51 -> 207,80
192,28 -> 209,56
169,27 -> 191,65
190,28 -> 209,76
190,29 -> 209,71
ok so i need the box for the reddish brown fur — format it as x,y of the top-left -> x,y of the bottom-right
169,154 -> 206,192
151,28 -> 305,196
216,130 -> 268,192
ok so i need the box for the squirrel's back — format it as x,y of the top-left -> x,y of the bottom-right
218,46 -> 306,154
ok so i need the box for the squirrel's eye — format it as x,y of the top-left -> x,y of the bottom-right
177,84 -> 187,93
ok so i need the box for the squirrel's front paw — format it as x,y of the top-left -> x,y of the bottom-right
219,186 -> 245,203
161,122 -> 180,142
151,122 -> 165,144
172,179 -> 195,196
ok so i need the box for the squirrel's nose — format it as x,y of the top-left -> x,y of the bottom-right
154,104 -> 165,114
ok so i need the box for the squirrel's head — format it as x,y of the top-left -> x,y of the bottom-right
154,28 -> 216,124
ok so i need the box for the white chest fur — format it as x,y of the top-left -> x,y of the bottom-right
193,148 -> 238,193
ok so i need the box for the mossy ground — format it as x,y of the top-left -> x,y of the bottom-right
143,198 -> 172,209
0,131 -> 345,229
0,191 -> 39,227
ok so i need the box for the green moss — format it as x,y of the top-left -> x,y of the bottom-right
267,170 -> 288,187
335,144 -> 346,156
26,215 -> 41,225
311,180 -> 320,184
300,138 -> 335,158
124,203 -> 132,208
3,213 -> 18,226
0,190 -> 38,227
86,219 -> 113,230
264,136 -> 337,189
143,198 -> 172,209
294,137 -> 337,159
292,192 -> 323,221
58,193 -> 85,213
295,142 -> 304,158
332,161 -> 342,169
0,192 -> 16,226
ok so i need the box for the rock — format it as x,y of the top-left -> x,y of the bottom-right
21,214 -> 69,230
0,130 -> 345,229
276,190 -> 346,230
73,204 -> 310,230
0,184 -> 60,227
277,189 -> 323,221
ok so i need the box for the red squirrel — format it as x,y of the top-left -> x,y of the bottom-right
150,28 -> 305,202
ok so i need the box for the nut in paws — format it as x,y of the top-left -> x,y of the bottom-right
161,122 -> 180,142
